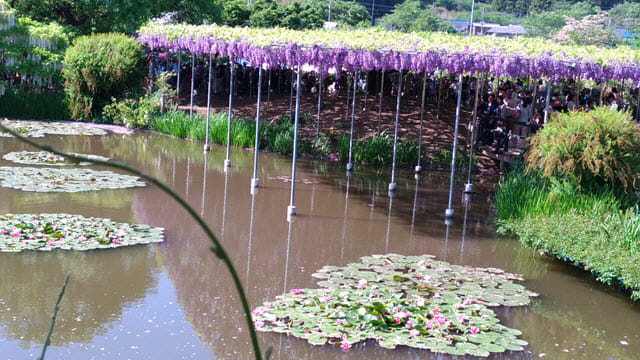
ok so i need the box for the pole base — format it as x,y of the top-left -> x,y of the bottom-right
224,159 -> 231,167
287,205 -> 297,216
388,190 -> 396,199
464,183 -> 474,193
414,165 -> 422,173
346,162 -> 354,171
250,186 -> 259,195
204,144 -> 211,152
251,178 -> 259,188
444,217 -> 454,226
445,208 -> 455,217
388,183 -> 397,192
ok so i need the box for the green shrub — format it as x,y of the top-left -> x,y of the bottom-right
526,106 -> 640,193
0,89 -> 69,120
63,33 -> 146,120
102,95 -> 160,129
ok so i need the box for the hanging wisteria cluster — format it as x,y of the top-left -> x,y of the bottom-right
138,24 -> 640,83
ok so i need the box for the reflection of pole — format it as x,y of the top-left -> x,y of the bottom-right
283,219 -> 293,292
341,174 -> 351,260
186,156 -> 191,198
288,66 -> 302,217
385,197 -> 393,253
460,194 -> 471,264
201,154 -> 209,217
221,168 -> 229,242
190,53 -> 195,121
377,71 -> 385,135
317,68 -> 322,138
389,70 -> 403,193
225,61 -> 234,168
409,174 -> 420,248
446,73 -> 463,217
246,192 -> 256,287
251,66 -> 263,191
347,72 -> 358,171
444,220 -> 451,262
416,71 -> 427,173
205,51 -> 213,151
172,158 -> 176,189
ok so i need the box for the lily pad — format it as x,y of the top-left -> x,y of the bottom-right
253,254 -> 537,357
3,151 -> 109,166
0,213 -> 164,252
0,167 -> 145,192
0,119 -> 108,138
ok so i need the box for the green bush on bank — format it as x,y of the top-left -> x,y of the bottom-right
63,33 -> 146,120
496,107 -> 640,300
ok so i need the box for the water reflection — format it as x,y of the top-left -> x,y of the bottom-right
2,132 -> 640,359
0,248 -> 159,348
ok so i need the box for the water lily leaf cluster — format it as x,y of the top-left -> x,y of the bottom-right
3,151 -> 110,166
253,254 -> 537,356
0,119 -> 108,138
0,213 -> 164,252
0,167 -> 146,192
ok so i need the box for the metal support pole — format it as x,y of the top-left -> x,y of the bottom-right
225,61 -> 234,168
347,72 -> 358,171
317,68 -> 323,137
176,51 -> 181,105
415,71 -> 427,173
288,66 -> 302,217
543,79 -> 551,126
251,66 -> 263,191
189,53 -> 195,121
267,69 -> 272,110
465,77 -> 481,192
205,51 -> 213,152
345,74 -> 351,122
377,71 -> 385,135
446,73 -> 463,217
389,70 -> 403,193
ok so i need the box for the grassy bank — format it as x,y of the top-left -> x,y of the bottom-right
495,107 -> 640,300
496,166 -> 640,299
149,109 -> 476,170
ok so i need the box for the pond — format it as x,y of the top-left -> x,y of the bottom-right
0,131 -> 639,359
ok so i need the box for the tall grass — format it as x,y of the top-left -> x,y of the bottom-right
0,90 -> 69,120
495,163 -> 621,220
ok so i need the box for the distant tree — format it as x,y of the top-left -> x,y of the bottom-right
609,2 -> 640,31
528,0 -> 552,13
9,0 -> 154,34
379,0 -> 454,32
151,0 -> 224,24
524,1 -> 601,38
250,0 -> 323,30
305,0 -> 371,27
434,0 -> 457,11
223,0 -> 251,26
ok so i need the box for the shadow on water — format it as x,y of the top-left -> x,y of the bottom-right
1,132 -> 640,359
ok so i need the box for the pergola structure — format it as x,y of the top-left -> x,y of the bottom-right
139,24 -> 640,218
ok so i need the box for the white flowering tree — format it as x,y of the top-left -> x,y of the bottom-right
552,12 -> 617,48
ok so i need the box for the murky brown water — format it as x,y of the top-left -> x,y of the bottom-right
1,132 -> 639,359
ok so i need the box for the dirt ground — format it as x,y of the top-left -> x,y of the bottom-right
178,88 -> 498,173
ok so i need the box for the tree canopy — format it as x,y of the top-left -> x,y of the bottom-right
379,0 -> 454,33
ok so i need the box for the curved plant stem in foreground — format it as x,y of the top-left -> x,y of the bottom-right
0,122 -> 265,360
39,272 -> 70,360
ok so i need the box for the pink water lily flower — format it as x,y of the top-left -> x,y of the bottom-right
0,229 -> 7,235
470,327 -> 480,334
10,231 -> 21,237
409,329 -> 420,337
290,288 -> 304,295
341,341 -> 352,351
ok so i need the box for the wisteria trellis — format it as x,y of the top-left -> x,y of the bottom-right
139,24 -> 640,83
